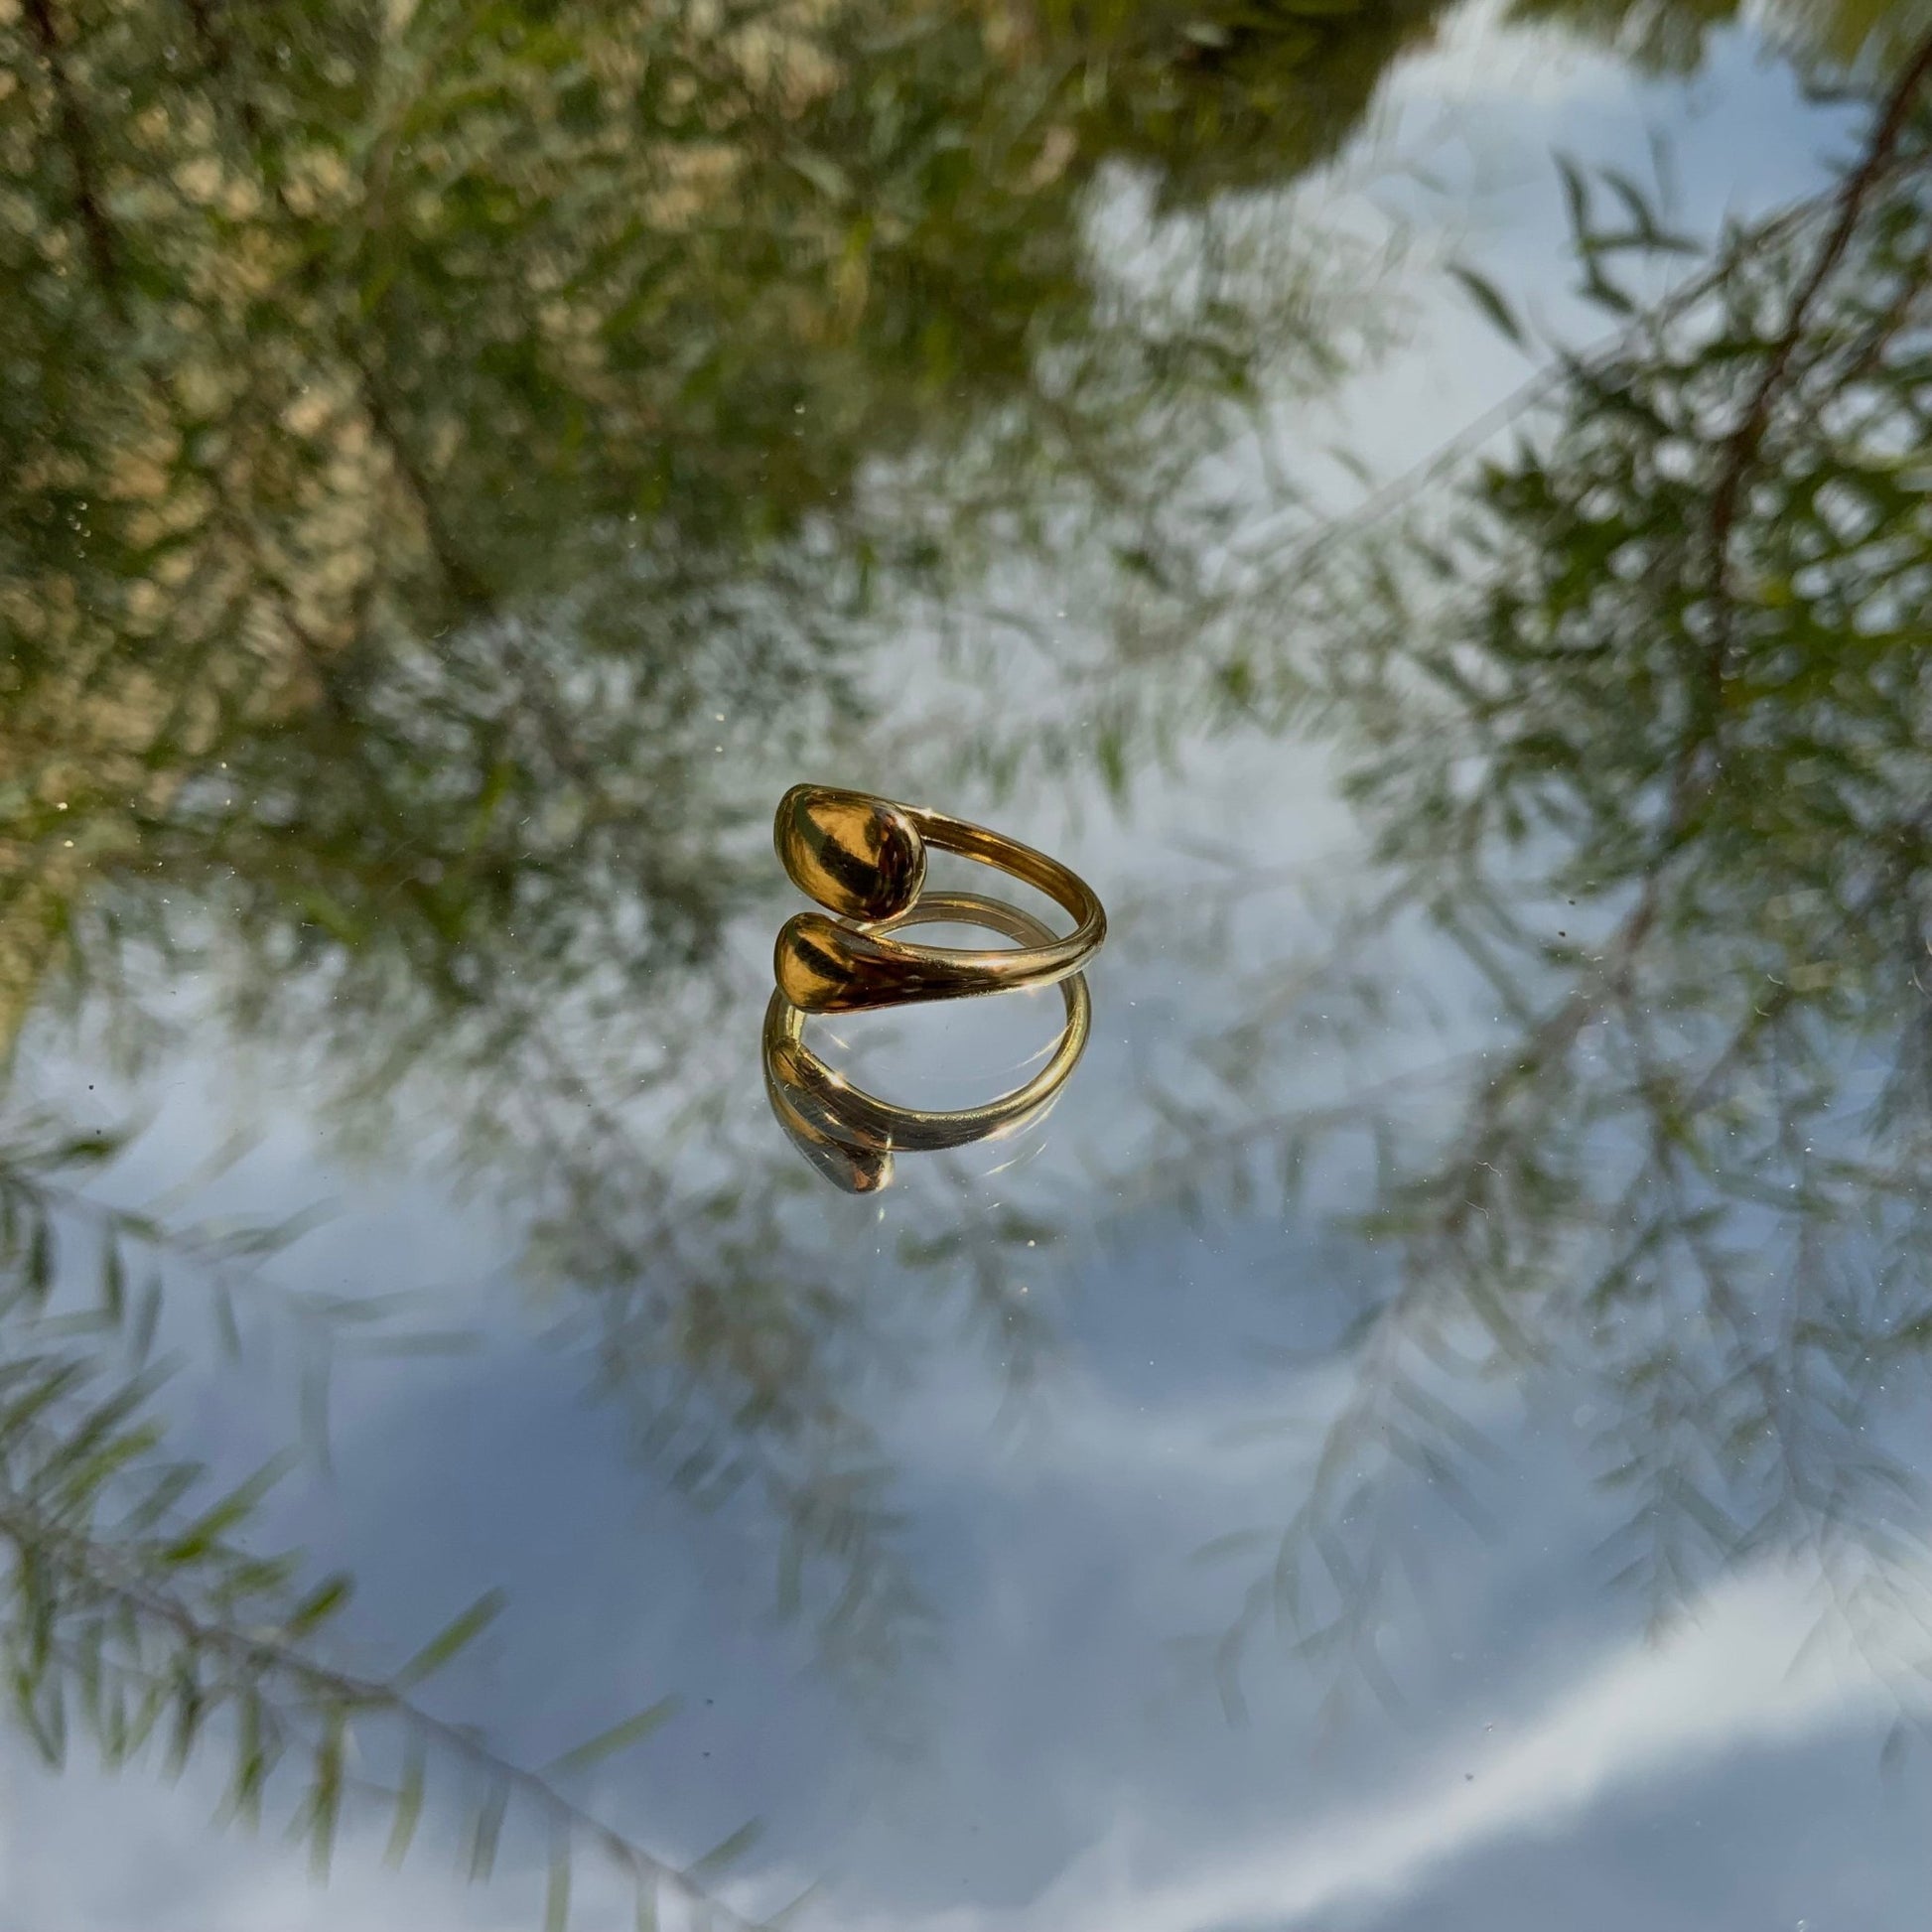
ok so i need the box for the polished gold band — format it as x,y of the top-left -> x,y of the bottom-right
763,892 -> 1091,1193
772,784 -> 1106,1015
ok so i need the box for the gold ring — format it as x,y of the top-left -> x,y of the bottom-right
772,784 -> 1106,1015
763,891 -> 1091,1194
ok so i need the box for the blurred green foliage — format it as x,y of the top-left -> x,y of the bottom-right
5,0 -> 1915,1051
1514,0 -> 1932,75
0,0 -> 1389,1052
1168,57 -> 1932,1724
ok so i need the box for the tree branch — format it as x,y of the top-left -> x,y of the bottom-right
23,0 -> 125,319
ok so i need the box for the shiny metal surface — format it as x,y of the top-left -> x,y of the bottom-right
773,786 -> 1107,1015
772,785 -> 929,925
763,891 -> 1090,1191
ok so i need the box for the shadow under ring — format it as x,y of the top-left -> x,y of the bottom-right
764,891 -> 1091,1192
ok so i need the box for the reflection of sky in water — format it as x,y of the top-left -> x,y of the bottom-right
3,13 -> 1917,1932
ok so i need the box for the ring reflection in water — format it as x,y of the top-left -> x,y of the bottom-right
762,891 -> 1092,1193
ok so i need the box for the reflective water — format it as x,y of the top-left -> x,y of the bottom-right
6,1 -> 1932,1925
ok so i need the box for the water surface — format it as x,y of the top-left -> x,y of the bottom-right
5,2 -> 1932,1926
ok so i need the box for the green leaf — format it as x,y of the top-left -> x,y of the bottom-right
1095,723 -> 1128,800
688,1818 -> 763,1881
1580,264 -> 1635,316
131,1274 -> 163,1363
1447,263 -> 1525,346
231,1689 -> 270,1827
126,1682 -> 167,1756
1556,152 -> 1591,244
546,1696 -> 680,1777
166,1660 -> 204,1777
46,1132 -> 122,1168
385,1736 -> 427,1866
101,1238 -> 126,1322
467,1781 -> 508,1882
21,1677 -> 68,1767
769,1879 -> 826,1924
284,1573 -> 353,1634
163,1452 -> 296,1564
47,1371 -> 167,1487
27,1219 -> 53,1302
0,1360 -> 86,1440
394,1588 -> 507,1688
212,1285 -> 242,1361
545,1830 -> 572,1932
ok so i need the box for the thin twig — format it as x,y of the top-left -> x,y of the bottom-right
1699,31 -> 1932,721
23,0 -> 125,318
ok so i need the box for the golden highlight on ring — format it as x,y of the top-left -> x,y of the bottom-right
763,786 -> 1106,1192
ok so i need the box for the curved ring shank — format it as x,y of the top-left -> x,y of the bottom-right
774,805 -> 1106,1016
764,892 -> 1091,1157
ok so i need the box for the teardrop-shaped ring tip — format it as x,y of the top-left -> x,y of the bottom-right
774,783 -> 926,923
774,911 -> 859,1014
